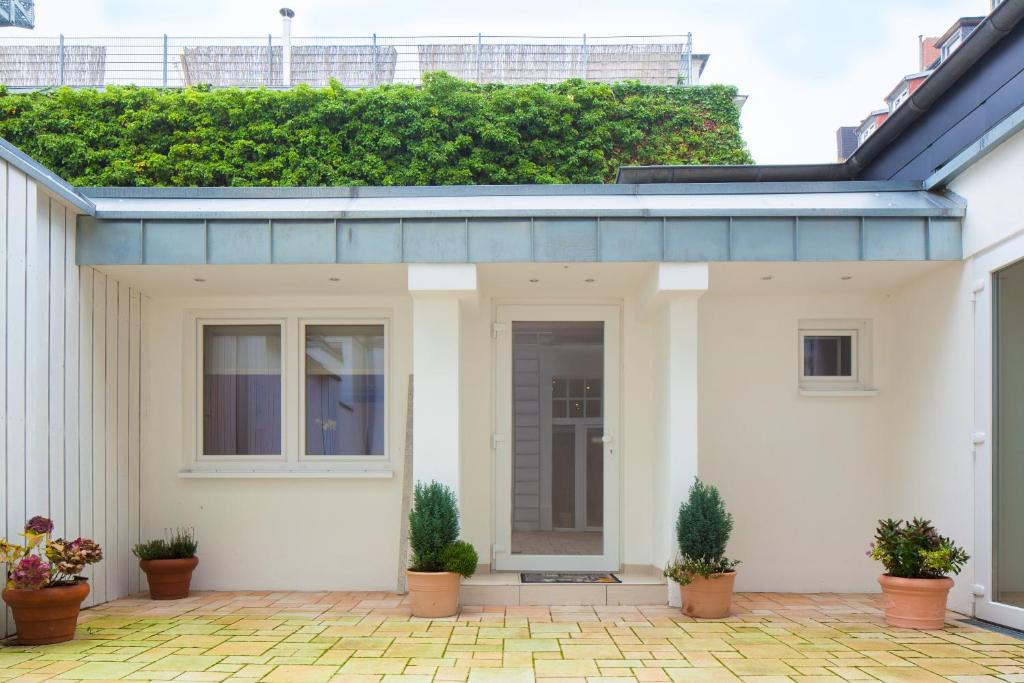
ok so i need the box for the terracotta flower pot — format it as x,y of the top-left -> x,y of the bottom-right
406,570 -> 460,618
2,580 -> 90,645
679,571 -> 736,619
877,574 -> 953,629
139,557 -> 199,600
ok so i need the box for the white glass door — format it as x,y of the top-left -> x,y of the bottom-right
493,305 -> 620,571
974,234 -> 1024,629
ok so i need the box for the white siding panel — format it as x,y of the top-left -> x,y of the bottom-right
78,267 -> 94,601
115,283 -> 130,598
49,201 -> 67,534
26,185 -> 48,518
64,207 -> 79,540
6,168 -> 28,550
0,160 -> 8,637
128,290 -> 142,594
91,270 -> 106,605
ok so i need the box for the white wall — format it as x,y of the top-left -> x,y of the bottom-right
140,295 -> 409,591
697,292 -> 892,593
1,163 -> 142,636
955,128 -> 1024,258
885,264 -> 974,613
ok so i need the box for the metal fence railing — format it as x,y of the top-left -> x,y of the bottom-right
0,33 -> 696,90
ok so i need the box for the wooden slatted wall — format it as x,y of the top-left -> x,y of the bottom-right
1,162 -> 143,636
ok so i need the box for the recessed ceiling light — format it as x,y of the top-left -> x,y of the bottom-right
761,275 -> 773,281
193,277 -> 205,283
529,278 -> 540,283
840,275 -> 853,281
584,278 -> 595,283
329,277 -> 340,282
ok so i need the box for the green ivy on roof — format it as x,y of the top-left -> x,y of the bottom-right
0,72 -> 751,187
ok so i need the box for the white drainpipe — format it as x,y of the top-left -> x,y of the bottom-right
280,7 -> 294,87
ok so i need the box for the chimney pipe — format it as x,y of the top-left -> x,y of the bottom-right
280,7 -> 294,87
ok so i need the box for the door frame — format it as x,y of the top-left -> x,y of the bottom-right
973,231 -> 1024,628
492,303 -> 621,571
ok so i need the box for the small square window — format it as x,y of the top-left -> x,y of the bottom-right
798,320 -> 873,393
803,335 -> 853,377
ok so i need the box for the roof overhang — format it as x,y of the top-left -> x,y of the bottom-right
76,182 -> 965,266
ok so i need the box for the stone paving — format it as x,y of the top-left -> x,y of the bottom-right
1,591 -> 1021,682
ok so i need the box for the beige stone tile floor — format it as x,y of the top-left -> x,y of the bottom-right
1,591 -> 1020,682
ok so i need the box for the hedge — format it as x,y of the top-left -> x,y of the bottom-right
0,72 -> 752,187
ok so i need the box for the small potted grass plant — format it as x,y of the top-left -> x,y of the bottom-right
1,516 -> 103,645
133,528 -> 198,600
869,518 -> 968,629
406,481 -> 479,617
664,480 -> 739,618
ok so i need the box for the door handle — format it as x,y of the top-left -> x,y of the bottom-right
601,435 -> 612,444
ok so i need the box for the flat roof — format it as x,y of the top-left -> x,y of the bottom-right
76,182 -> 964,266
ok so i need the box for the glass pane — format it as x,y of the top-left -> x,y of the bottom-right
510,321 -> 604,556
203,324 -> 281,455
995,260 -> 1024,608
550,426 -> 576,529
569,400 -> 584,418
804,335 -> 852,376
587,428 -> 603,528
552,378 -> 567,398
305,324 -> 385,456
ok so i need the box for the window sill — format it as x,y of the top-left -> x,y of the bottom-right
799,388 -> 879,397
178,468 -> 394,479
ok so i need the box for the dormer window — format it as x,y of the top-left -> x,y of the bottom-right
890,88 -> 910,112
859,121 -> 877,144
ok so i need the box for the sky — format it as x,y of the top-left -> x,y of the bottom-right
1,0 -> 993,164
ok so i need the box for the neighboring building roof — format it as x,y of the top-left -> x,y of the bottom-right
0,138 -> 95,214
619,0 -> 1024,185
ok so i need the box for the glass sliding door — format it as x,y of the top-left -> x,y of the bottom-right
995,259 -> 1024,609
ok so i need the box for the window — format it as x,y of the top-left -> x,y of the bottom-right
304,324 -> 385,456
202,324 -> 283,455
187,312 -> 390,474
890,88 -> 909,112
859,121 -> 877,144
551,377 -> 602,419
798,319 -> 874,393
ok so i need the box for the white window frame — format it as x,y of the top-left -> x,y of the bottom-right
182,308 -> 392,476
859,121 -> 877,144
298,317 -> 390,466
798,319 -> 875,394
890,87 -> 910,112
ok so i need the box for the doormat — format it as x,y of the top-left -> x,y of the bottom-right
521,572 -> 620,584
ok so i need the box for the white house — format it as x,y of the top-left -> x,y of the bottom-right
1,0 -> 1023,637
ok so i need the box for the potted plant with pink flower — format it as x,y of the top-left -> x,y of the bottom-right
1,516 -> 103,645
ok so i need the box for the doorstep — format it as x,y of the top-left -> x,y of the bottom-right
462,568 -> 666,606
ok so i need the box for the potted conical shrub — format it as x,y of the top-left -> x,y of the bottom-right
406,481 -> 478,618
664,480 -> 739,618
869,518 -> 969,629
133,528 -> 199,600
1,516 -> 103,645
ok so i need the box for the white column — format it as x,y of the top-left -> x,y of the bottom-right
408,264 -> 477,496
647,264 -> 707,605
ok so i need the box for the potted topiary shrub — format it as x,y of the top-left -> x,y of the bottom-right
133,528 -> 199,600
1,516 -> 103,645
869,518 -> 969,629
664,480 -> 739,618
406,481 -> 479,617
